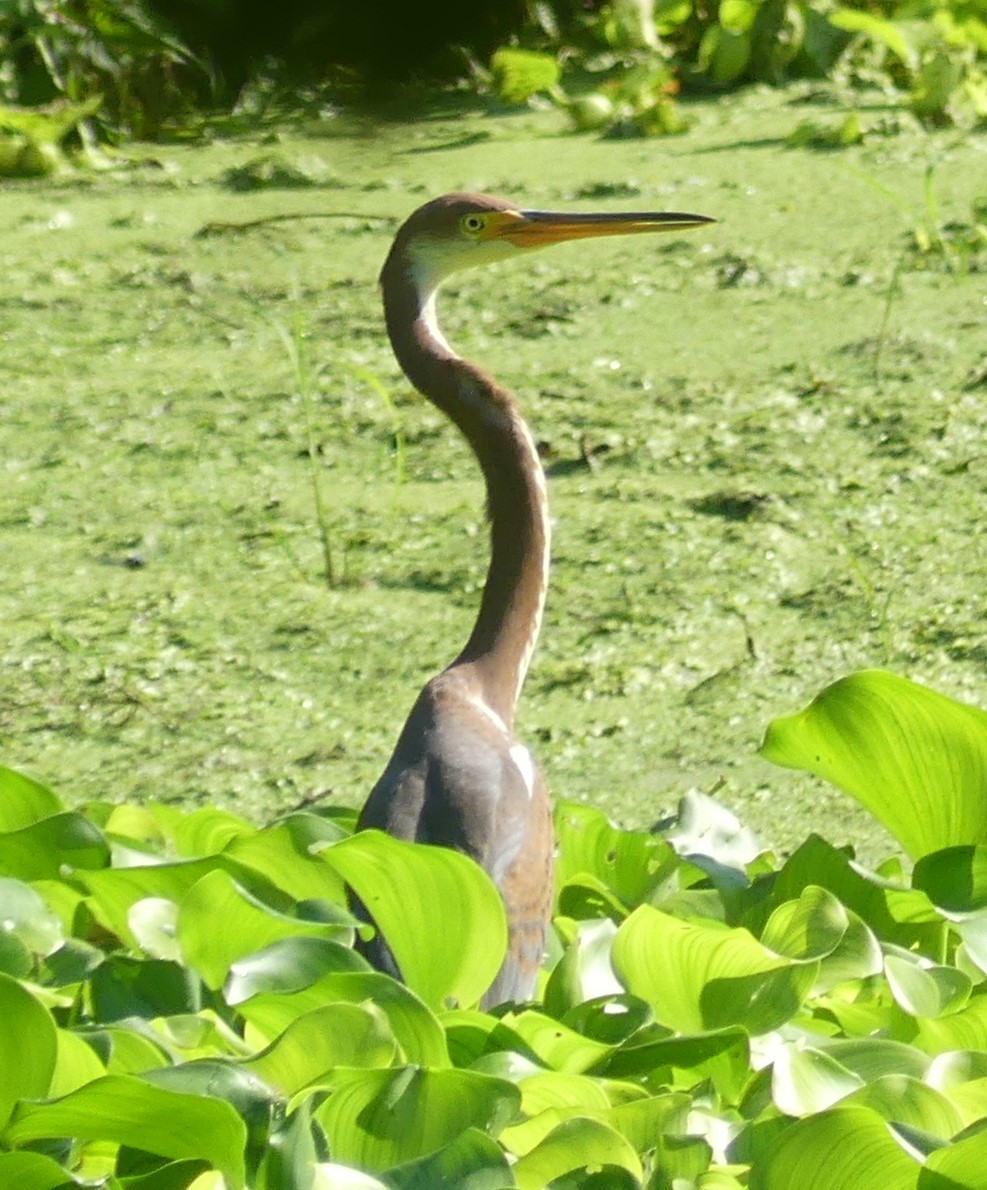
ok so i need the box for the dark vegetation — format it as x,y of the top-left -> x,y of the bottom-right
1,0 -> 984,152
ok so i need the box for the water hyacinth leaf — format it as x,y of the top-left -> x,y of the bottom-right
0,1150 -> 80,1188
842,1074 -> 964,1139
703,962 -> 818,1034
49,1026 -> 108,1097
315,1066 -> 520,1171
772,1044 -> 865,1116
752,1104 -> 920,1188
924,1126 -> 987,1186
170,807 -> 255,857
255,1094 -> 318,1190
225,936 -> 370,1005
913,847 -> 987,913
225,819 -> 349,903
0,812 -> 110,881
386,1125 -> 515,1189
244,1002 -> 398,1093
0,767 -> 62,831
498,1009 -> 613,1074
511,1117 -> 642,1190
238,972 -> 449,1068
323,831 -> 507,1012
0,878 -> 63,975
4,1074 -> 247,1188
560,993 -> 652,1046
909,994 -> 987,1055
89,955 -> 200,1022
885,954 -> 972,1019
543,918 -> 622,1016
819,1038 -> 929,1084
178,869 -> 347,990
128,896 -> 182,961
612,904 -> 803,1033
760,670 -> 987,859
760,886 -> 849,962
0,973 -> 57,1130
554,803 -> 677,909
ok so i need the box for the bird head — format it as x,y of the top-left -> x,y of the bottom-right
384,191 -> 715,297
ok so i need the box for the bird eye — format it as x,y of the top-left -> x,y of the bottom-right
461,213 -> 486,235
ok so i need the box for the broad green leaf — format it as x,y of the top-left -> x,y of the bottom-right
238,971 -> 449,1068
772,1043 -> 865,1116
0,973 -> 57,1130
819,1038 -> 929,1083
171,807 -> 255,857
5,1074 -> 247,1188
885,954 -> 972,1019
178,868 -> 347,989
89,955 -> 200,1021
498,1009 -> 613,1073
908,993 -> 987,1054
761,886 -> 849,961
386,1126 -> 516,1189
511,1117 -> 642,1190
244,1002 -> 398,1092
543,918 -> 622,1016
0,767 -> 62,831
128,896 -> 182,961
0,812 -> 109,880
613,904 -> 809,1033
828,9 -> 917,66
226,818 -> 348,903
924,1126 -> 987,1186
323,831 -> 507,1011
913,847 -> 987,913
554,803 -> 677,909
0,1150 -> 78,1189
255,1095 -> 319,1190
315,1066 -> 520,1171
49,1026 -> 107,1097
79,855 -> 289,948
760,670 -> 987,858
751,1104 -> 920,1189
0,877 -> 63,965
226,936 -> 369,1005
843,1074 -> 964,1139
77,1023 -> 171,1075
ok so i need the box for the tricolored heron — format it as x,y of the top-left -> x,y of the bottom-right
356,192 -> 714,1008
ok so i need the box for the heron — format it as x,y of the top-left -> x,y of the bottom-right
356,192 -> 714,1008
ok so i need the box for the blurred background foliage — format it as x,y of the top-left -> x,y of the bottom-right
0,0 -> 984,157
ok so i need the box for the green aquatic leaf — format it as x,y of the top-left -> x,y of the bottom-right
751,1104 -> 920,1188
386,1126 -> 516,1189
843,1074 -> 963,1139
178,868 -> 349,990
315,1066 -> 520,1171
772,1043 -> 865,1116
238,971 -> 449,1069
761,670 -> 987,858
244,1002 -> 398,1093
0,767 -> 62,832
225,935 -> 369,1005
884,953 -> 971,1019
0,973 -> 57,1130
0,1150 -> 80,1188
4,1074 -> 247,1188
323,831 -> 507,1012
511,1117 -> 642,1190
613,904 -> 812,1033
554,802 -> 677,910
0,812 -> 109,880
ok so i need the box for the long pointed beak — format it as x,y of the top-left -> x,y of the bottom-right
487,206 -> 715,248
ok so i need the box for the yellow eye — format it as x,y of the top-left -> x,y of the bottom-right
461,213 -> 486,235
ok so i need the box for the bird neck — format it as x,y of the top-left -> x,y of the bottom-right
383,273 -> 549,727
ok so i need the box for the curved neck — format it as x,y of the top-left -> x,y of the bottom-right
382,269 -> 549,727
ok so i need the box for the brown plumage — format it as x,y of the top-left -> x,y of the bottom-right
356,193 -> 714,1008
